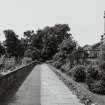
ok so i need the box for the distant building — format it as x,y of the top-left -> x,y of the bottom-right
83,44 -> 100,58
83,11 -> 105,59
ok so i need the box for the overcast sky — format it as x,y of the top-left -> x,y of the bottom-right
0,0 -> 105,46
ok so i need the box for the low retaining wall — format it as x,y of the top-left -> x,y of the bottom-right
0,61 -> 38,96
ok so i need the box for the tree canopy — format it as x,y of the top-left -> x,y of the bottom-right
30,24 -> 71,60
1,24 -> 79,63
4,30 -> 25,59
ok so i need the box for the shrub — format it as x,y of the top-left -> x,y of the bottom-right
60,64 -> 66,72
98,61 -> 105,81
60,62 -> 71,73
86,62 -> 105,95
71,65 -> 86,82
99,61 -> 105,72
53,61 -> 62,69
3,57 -> 16,71
22,57 -> 32,65
89,80 -> 105,94
86,65 -> 100,85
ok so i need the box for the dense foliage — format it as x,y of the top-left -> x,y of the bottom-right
1,24 -> 105,95
0,42 -> 5,57
89,80 -> 105,94
86,65 -> 100,85
31,24 -> 71,60
4,30 -> 25,63
71,65 -> 86,82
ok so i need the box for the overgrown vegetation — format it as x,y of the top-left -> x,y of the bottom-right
71,65 -> 86,82
0,24 -> 72,71
0,23 -> 105,96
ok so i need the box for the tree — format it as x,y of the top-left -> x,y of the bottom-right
4,30 -> 25,63
59,37 -> 77,54
0,42 -> 5,57
92,42 -> 100,49
31,24 -> 71,60
53,36 -> 77,68
24,47 -> 40,60
23,30 -> 35,48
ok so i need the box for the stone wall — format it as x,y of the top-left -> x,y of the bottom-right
0,61 -> 38,96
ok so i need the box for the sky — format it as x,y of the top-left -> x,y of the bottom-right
0,0 -> 105,46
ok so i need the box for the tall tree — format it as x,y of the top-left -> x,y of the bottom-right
4,30 -> 25,62
31,24 -> 71,60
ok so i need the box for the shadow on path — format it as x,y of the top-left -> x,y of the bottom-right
0,65 -> 40,105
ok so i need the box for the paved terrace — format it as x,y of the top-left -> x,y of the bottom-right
0,64 -> 83,105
